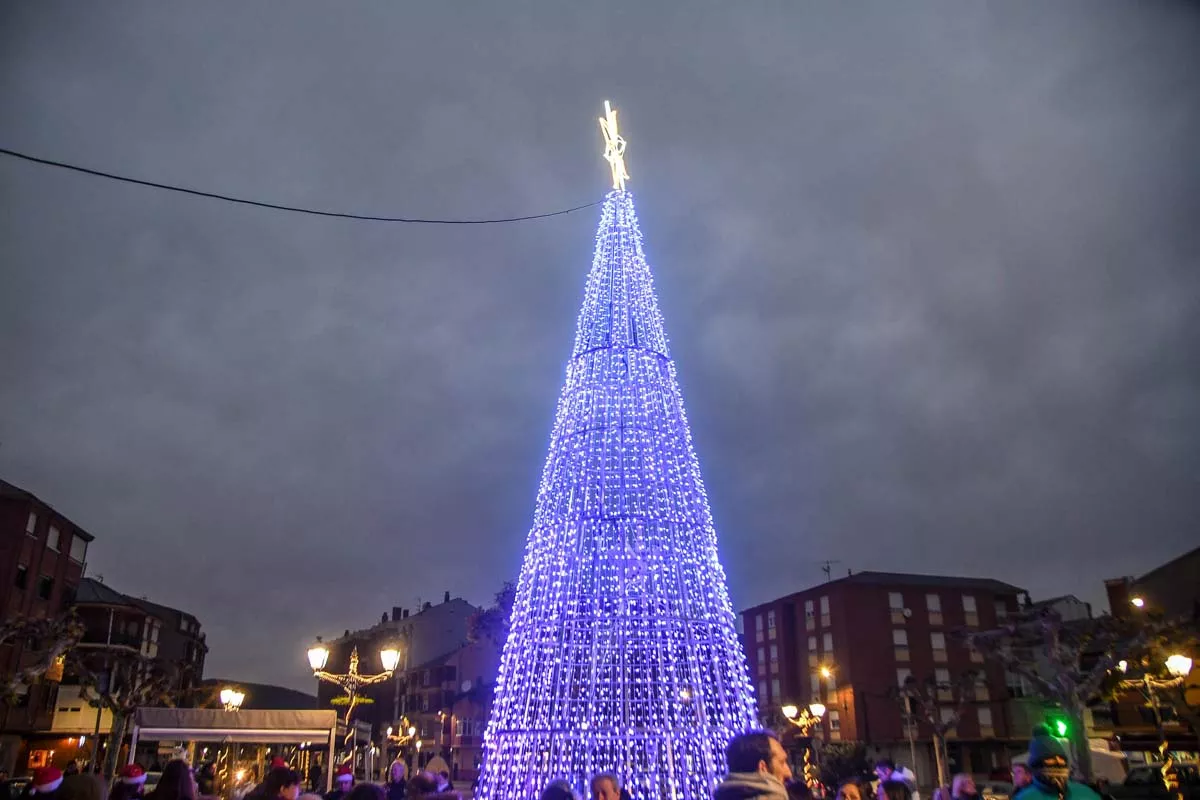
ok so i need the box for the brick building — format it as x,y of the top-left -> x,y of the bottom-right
741,571 -> 1027,781
0,479 -> 94,772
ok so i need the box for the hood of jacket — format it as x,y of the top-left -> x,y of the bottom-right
714,772 -> 789,800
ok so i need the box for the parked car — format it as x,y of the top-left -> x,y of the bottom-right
1109,762 -> 1200,800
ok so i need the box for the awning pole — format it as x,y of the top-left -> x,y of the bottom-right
327,727 -> 336,793
129,723 -> 140,766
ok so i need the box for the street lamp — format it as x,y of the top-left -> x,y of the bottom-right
1165,654 -> 1192,678
308,638 -> 402,765
781,702 -> 826,792
219,687 -> 246,712
1131,596 -> 1145,609
1117,654 -> 1193,783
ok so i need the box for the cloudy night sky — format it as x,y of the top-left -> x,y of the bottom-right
2,3 -> 1198,692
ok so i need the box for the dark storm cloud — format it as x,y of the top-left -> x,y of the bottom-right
1,2 -> 1197,690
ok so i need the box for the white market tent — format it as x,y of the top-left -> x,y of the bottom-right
130,708 -> 339,791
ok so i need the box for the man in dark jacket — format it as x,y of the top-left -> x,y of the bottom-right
714,731 -> 791,800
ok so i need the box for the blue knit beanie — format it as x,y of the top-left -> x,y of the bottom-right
1028,725 -> 1068,766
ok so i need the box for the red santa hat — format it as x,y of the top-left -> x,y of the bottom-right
33,767 -> 63,794
270,757 -> 288,769
335,765 -> 354,783
120,764 -> 148,785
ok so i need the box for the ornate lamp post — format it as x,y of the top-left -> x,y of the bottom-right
1117,654 -> 1193,782
219,687 -> 246,712
308,639 -> 402,764
383,720 -> 417,780
781,702 -> 826,793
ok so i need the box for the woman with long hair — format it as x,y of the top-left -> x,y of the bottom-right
259,769 -> 301,800
145,761 -> 195,800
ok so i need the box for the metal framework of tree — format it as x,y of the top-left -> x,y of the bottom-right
476,182 -> 758,799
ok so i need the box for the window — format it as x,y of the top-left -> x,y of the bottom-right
757,646 -> 766,675
755,614 -> 764,643
893,629 -> 910,662
935,668 -> 952,700
26,512 -> 38,535
940,706 -> 956,725
889,592 -> 905,623
758,680 -> 768,700
975,678 -> 989,702
931,632 -> 947,662
828,709 -> 841,740
69,536 -> 87,563
767,610 -> 777,640
969,643 -> 984,663
807,635 -> 817,651
819,596 -> 830,627
1006,670 -> 1028,698
927,593 -> 943,626
896,668 -> 912,687
15,565 -> 29,590
37,575 -> 54,600
771,678 -> 781,699
963,595 -> 979,627
810,673 -> 820,695
977,706 -> 994,736
826,672 -> 838,702
995,600 -> 1008,621
805,600 -> 815,631
823,632 -> 833,652
807,636 -> 818,667
47,526 -> 61,551
769,644 -> 779,674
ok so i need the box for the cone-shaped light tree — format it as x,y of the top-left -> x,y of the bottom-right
476,103 -> 758,800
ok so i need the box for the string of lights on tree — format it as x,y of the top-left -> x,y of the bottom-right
476,103 -> 758,800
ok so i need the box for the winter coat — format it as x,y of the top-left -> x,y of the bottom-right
714,773 -> 789,800
1013,782 -> 1101,800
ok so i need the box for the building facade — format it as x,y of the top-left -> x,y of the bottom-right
741,571 -> 1027,781
0,479 -> 94,772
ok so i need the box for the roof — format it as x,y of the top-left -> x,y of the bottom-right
1132,544 -> 1200,585
1027,594 -> 1086,610
0,478 -> 95,541
741,570 -> 1027,613
330,597 -> 480,643
74,578 -> 201,631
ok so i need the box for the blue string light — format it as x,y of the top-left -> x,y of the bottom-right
477,190 -> 758,800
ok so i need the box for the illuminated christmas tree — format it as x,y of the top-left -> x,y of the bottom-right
477,103 -> 758,800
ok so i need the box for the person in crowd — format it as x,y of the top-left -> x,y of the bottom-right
62,766 -> 79,779
1017,727 -> 1100,800
1012,763 -> 1032,794
880,781 -> 912,800
434,774 -> 450,794
31,768 -> 65,799
145,760 -> 195,800
837,779 -> 863,800
404,774 -> 436,800
345,787 -> 385,800
951,775 -> 979,800
875,761 -> 920,800
786,779 -> 814,800
111,765 -> 148,800
0,769 -> 14,800
306,765 -> 322,794
385,761 -> 407,800
589,773 -> 622,800
539,781 -> 577,800
714,730 -> 792,800
194,765 -> 218,800
259,769 -> 301,800
323,767 -> 353,800
58,773 -> 107,800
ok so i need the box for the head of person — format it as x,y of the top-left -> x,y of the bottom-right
1011,763 -> 1031,789
837,779 -> 862,800
196,764 -> 217,797
334,766 -> 354,790
1027,726 -> 1070,794
150,760 -> 196,800
344,786 -> 385,800
33,768 -> 65,796
951,774 -> 975,798
590,773 -> 621,800
118,765 -> 148,796
405,774 -> 437,800
388,762 -> 407,785
725,731 -> 792,783
0,769 -> 9,782
59,774 -> 108,800
540,780 -> 577,800
263,769 -> 302,800
874,759 -> 896,784
880,781 -> 912,800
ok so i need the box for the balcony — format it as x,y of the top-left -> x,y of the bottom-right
78,632 -> 141,650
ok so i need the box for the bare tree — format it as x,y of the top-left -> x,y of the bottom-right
964,609 -> 1185,782
0,613 -> 84,699
897,671 -> 980,790
70,650 -> 188,777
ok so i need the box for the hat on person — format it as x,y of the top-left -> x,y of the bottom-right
1028,725 -> 1069,766
335,765 -> 353,783
33,767 -> 64,794
120,764 -> 148,785
271,758 -> 288,769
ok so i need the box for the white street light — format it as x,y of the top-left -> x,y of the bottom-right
219,687 -> 245,712
1165,654 -> 1193,678
1131,596 -> 1145,608
308,643 -> 331,672
380,647 -> 401,673
781,704 -> 799,720
808,702 -> 826,719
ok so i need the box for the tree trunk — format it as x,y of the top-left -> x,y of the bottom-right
1064,704 -> 1093,783
105,711 -> 128,779
933,732 -> 949,791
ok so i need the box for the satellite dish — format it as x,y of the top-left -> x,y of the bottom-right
903,608 -> 913,619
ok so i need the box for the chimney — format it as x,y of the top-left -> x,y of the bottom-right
392,607 -> 403,622
402,609 -> 409,619
444,591 -> 451,603
381,612 -> 389,624
422,601 -> 432,612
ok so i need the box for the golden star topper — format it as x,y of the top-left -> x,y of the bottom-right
599,100 -> 629,191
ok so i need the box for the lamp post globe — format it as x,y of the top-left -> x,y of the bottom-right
781,704 -> 799,720
307,643 -> 330,672
1166,654 -> 1193,678
808,703 -> 826,719
380,646 -> 401,673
